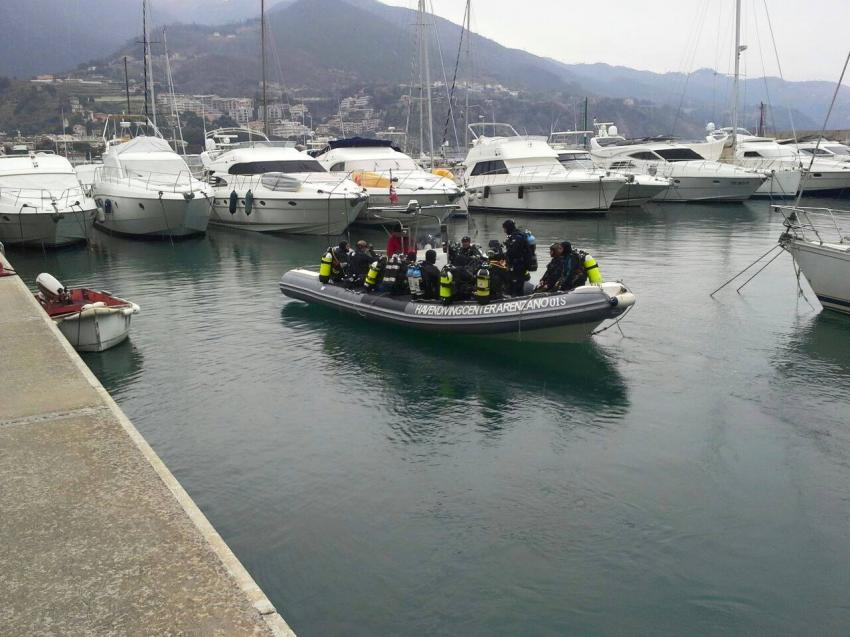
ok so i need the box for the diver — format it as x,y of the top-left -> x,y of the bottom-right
419,249 -> 441,299
535,243 -> 566,293
559,241 -> 587,291
502,219 -> 530,296
349,240 -> 378,282
331,240 -> 350,280
485,241 -> 509,300
450,236 -> 480,267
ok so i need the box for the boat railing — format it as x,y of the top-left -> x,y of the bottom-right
0,185 -> 90,210
773,205 -> 850,245
96,165 -> 204,194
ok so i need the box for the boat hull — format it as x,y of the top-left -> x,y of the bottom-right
799,170 -> 850,194
279,268 -> 635,342
752,169 -> 801,198
465,179 -> 623,213
611,180 -> 670,207
54,305 -> 137,352
92,188 -> 211,238
651,175 -> 764,202
209,192 -> 366,234
783,237 -> 850,314
0,207 -> 97,247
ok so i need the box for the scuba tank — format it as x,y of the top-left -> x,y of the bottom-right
407,263 -> 423,298
383,255 -> 401,293
524,229 -> 538,272
319,248 -> 333,283
439,266 -> 454,306
364,257 -> 385,292
474,266 -> 491,305
583,253 -> 604,284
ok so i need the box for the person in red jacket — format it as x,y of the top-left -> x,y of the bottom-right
386,229 -> 415,258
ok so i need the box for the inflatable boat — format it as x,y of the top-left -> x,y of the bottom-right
279,268 -> 635,342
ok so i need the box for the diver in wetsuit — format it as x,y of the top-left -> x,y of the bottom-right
503,219 -> 529,296
420,249 -> 441,299
349,240 -> 377,282
535,243 -> 566,293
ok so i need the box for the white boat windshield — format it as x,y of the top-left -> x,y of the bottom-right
825,145 -> 850,156
800,148 -> 833,156
557,152 -> 594,168
330,157 -> 418,172
654,148 -> 705,162
228,159 -> 326,175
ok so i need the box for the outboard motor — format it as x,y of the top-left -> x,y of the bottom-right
36,273 -> 68,303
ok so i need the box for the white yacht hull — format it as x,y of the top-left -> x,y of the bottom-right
799,170 -> 850,194
0,207 -> 97,247
92,187 -> 211,237
651,175 -> 764,202
465,180 -> 622,213
611,180 -> 670,207
753,169 -> 801,198
783,238 -> 850,314
209,193 -> 365,234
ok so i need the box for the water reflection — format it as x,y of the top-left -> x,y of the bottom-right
281,301 -> 629,434
79,339 -> 144,400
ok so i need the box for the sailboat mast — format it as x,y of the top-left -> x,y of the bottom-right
417,0 -> 434,167
261,0 -> 269,137
142,0 -> 149,122
124,56 -> 131,114
463,0 -> 470,150
731,0 -> 741,148
143,0 -> 156,127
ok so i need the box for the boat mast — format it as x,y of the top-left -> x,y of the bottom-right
123,56 -> 131,114
419,0 -> 434,167
142,0 -> 149,122
261,0 -> 269,137
463,0 -> 470,150
142,0 -> 157,127
731,0 -> 742,149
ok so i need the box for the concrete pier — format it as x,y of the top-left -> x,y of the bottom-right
0,253 -> 294,636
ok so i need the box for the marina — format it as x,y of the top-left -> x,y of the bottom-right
3,0 -> 850,634
6,198 -> 850,635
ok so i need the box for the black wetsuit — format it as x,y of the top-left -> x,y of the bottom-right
420,262 -> 441,299
504,231 -> 529,296
538,255 -> 565,292
349,250 -> 377,279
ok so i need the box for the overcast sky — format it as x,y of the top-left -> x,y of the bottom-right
381,0 -> 850,83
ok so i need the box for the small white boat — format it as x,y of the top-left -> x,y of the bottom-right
35,273 -> 139,352
775,205 -> 850,314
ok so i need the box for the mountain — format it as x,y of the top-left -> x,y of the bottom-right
1,0 -> 847,139
0,0 -> 292,78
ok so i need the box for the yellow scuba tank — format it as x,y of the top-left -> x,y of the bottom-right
439,267 -> 454,305
319,249 -> 333,283
583,253 -> 604,284
364,258 -> 383,291
474,267 -> 490,305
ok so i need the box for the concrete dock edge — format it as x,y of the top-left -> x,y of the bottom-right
0,251 -> 295,636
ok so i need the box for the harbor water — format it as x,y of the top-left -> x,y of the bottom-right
10,199 -> 850,636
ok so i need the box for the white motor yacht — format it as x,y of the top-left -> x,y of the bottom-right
790,139 -> 850,164
462,123 -> 625,214
313,137 -> 465,225
591,123 -> 765,202
200,128 -> 367,235
775,205 -> 850,314
549,131 -> 671,207
90,117 -> 212,238
706,127 -> 850,196
0,147 -> 97,247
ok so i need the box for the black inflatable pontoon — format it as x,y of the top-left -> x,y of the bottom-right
279,268 -> 635,342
